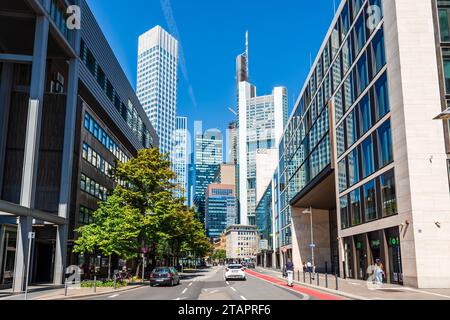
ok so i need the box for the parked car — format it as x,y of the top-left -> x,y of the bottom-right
224,264 -> 246,281
149,267 -> 181,287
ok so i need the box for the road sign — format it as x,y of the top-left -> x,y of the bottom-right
28,232 -> 35,239
309,244 -> 316,248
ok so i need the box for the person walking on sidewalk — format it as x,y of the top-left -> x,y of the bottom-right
285,259 -> 294,287
306,260 -> 315,280
374,259 -> 385,285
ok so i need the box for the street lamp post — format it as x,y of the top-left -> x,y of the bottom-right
303,207 -> 314,267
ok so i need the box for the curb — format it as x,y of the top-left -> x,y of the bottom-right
254,269 -> 367,300
36,284 -> 146,301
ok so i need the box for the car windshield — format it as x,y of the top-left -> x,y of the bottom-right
227,265 -> 242,269
153,268 -> 170,273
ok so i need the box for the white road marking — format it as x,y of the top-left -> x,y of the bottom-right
108,294 -> 119,298
240,296 -> 247,301
182,288 -> 188,294
350,282 -> 361,286
188,283 -> 193,287
230,287 -> 237,292
174,297 -> 187,301
226,281 -> 230,286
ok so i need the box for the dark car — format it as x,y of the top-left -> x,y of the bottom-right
149,267 -> 181,287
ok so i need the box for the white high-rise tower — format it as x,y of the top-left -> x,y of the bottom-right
137,26 -> 179,155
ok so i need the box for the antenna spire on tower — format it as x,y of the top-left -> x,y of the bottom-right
245,30 -> 249,79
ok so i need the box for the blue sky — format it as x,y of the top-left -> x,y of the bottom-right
86,0 -> 337,144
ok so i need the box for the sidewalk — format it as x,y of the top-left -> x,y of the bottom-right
0,283 -> 146,300
254,267 -> 450,300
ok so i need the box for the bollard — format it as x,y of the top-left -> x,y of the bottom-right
325,272 -> 328,288
335,272 -> 339,291
114,275 -> 117,290
298,270 -> 300,282
317,273 -> 320,286
309,272 -> 312,285
64,281 -> 68,297
303,271 -> 306,283
94,276 -> 97,293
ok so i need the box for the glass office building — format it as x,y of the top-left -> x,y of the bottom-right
193,129 -> 223,225
172,116 -> 188,203
137,26 -> 178,155
205,184 -> 237,240
266,0 -> 450,288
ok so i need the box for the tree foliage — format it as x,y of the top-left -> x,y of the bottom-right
73,148 -> 212,266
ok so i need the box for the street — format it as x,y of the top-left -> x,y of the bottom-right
79,267 -> 316,301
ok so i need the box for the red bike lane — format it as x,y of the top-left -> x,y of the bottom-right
245,269 -> 343,300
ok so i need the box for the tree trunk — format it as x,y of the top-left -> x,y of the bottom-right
108,255 -> 112,280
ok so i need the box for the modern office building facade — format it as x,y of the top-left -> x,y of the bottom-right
255,178 -> 276,269
172,116 -> 188,203
213,163 -> 236,186
225,225 -> 257,261
270,0 -> 450,288
237,83 -> 288,226
0,0 -> 158,291
226,121 -> 238,165
205,184 -> 237,240
193,129 -> 223,224
137,25 -> 178,155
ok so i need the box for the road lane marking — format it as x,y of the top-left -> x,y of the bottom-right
226,281 -> 230,285
230,287 -> 237,292
182,288 -> 188,294
240,296 -> 247,301
188,283 -> 193,287
108,294 -> 119,298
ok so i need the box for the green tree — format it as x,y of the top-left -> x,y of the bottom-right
74,147 -> 211,275
73,194 -> 142,278
212,249 -> 227,261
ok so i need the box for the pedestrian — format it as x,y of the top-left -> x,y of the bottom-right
285,259 -> 294,287
374,259 -> 385,285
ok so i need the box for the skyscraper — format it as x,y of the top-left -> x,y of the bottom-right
238,84 -> 288,226
194,129 -> 223,224
137,26 -> 178,155
205,184 -> 237,240
172,116 -> 188,203
226,121 -> 238,164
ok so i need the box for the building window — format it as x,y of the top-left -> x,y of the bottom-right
348,148 -> 360,186
340,2 -> 350,39
340,196 -> 349,229
343,73 -> 355,112
361,136 -> 375,178
380,169 -> 397,217
350,189 -> 362,226
337,123 -> 346,158
352,0 -> 365,20
374,72 -> 390,121
346,109 -> 358,148
377,120 -> 393,168
371,28 -> 386,77
363,180 -> 377,222
342,35 -> 353,76
358,93 -> 372,136
439,8 -> 450,42
444,57 -> 450,95
354,14 -> 366,55
356,53 -> 369,96
86,48 -> 96,76
339,159 -> 348,192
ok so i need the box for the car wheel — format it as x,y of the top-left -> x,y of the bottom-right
171,279 -> 175,287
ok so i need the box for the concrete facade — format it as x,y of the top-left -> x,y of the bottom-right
0,0 -> 158,291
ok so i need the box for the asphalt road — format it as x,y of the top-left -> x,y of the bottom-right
80,267 -> 311,301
